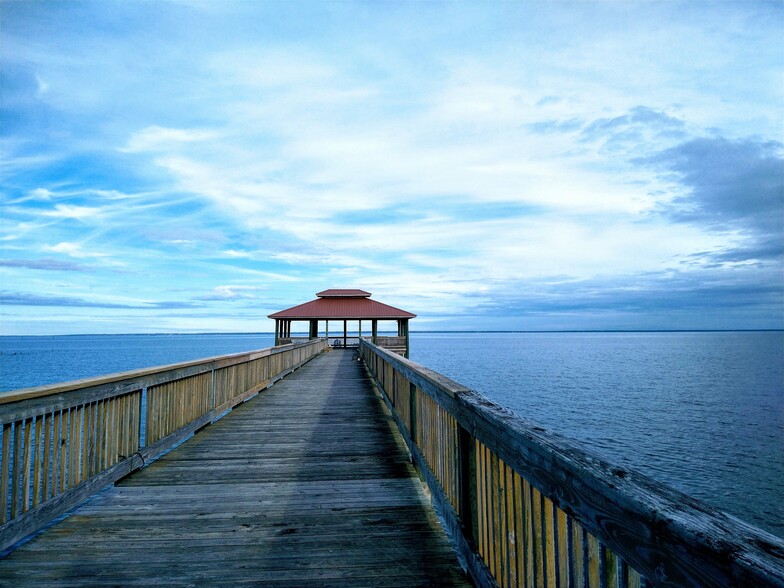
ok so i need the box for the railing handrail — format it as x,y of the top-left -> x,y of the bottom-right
0,340 -> 319,405
360,339 -> 784,587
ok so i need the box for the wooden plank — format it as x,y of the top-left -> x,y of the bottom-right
52,412 -> 61,498
32,416 -> 43,508
94,400 -> 104,476
545,496 -> 556,587
477,439 -> 486,561
573,519 -> 586,587
2,423 -> 12,523
514,471 -> 526,588
525,477 -> 535,588
68,405 -> 79,489
11,420 -> 22,519
557,507 -> 569,587
491,450 -> 500,582
0,454 -> 143,553
533,485 -> 544,588
21,420 -> 32,513
81,404 -> 92,482
505,462 -> 517,588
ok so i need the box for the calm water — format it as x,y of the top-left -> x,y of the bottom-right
411,331 -> 784,538
1,331 -> 782,538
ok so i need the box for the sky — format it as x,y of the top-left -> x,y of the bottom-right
1,0 -> 782,335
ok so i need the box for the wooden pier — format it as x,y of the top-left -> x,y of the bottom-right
1,337 -> 783,587
0,349 -> 469,586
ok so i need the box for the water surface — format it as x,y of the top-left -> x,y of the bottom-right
1,331 -> 781,538
411,331 -> 783,538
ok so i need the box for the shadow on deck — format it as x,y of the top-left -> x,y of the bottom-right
0,350 -> 470,587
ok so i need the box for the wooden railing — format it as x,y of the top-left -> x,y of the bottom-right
0,339 -> 326,553
360,340 -> 784,588
370,335 -> 406,347
277,337 -> 313,345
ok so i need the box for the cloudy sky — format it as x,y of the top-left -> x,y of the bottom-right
1,1 -> 782,335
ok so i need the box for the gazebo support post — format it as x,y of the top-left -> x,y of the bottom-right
397,319 -> 410,358
372,319 -> 378,345
343,319 -> 347,348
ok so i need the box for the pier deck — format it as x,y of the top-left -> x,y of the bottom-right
0,350 -> 469,586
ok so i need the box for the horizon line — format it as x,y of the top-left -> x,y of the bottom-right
2,328 -> 783,338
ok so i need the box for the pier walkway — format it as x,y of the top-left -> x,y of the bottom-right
0,350 -> 470,586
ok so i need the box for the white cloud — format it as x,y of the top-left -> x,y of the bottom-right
196,285 -> 263,301
122,126 -> 221,153
47,242 -> 83,256
40,204 -> 101,219
28,188 -> 54,201
222,249 -> 254,259
42,242 -> 129,270
1,1 -> 780,333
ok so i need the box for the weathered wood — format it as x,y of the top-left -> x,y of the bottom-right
0,454 -> 144,554
0,341 -> 326,554
370,366 -> 495,587
0,350 -> 470,587
1,423 -> 11,524
361,339 -> 784,588
32,415 -> 43,508
11,422 -> 21,519
21,420 -> 32,513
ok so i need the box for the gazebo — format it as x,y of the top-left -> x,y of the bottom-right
268,289 -> 416,357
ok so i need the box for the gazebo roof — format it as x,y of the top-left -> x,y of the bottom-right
268,290 -> 415,320
316,289 -> 371,298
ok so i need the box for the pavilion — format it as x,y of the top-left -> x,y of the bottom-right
268,289 -> 416,357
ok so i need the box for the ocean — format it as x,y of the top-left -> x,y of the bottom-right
1,331 -> 782,538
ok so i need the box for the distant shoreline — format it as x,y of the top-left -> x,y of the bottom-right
1,329 -> 782,338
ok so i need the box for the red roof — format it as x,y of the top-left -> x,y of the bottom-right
269,291 -> 415,320
316,289 -> 371,298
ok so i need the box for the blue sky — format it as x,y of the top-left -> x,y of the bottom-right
1,1 -> 782,334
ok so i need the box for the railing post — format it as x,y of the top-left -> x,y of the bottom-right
409,382 -> 417,445
209,367 -> 215,410
139,386 -> 147,448
458,424 -> 478,546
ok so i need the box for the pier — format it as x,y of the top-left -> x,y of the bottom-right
1,338 -> 783,586
0,348 -> 467,586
